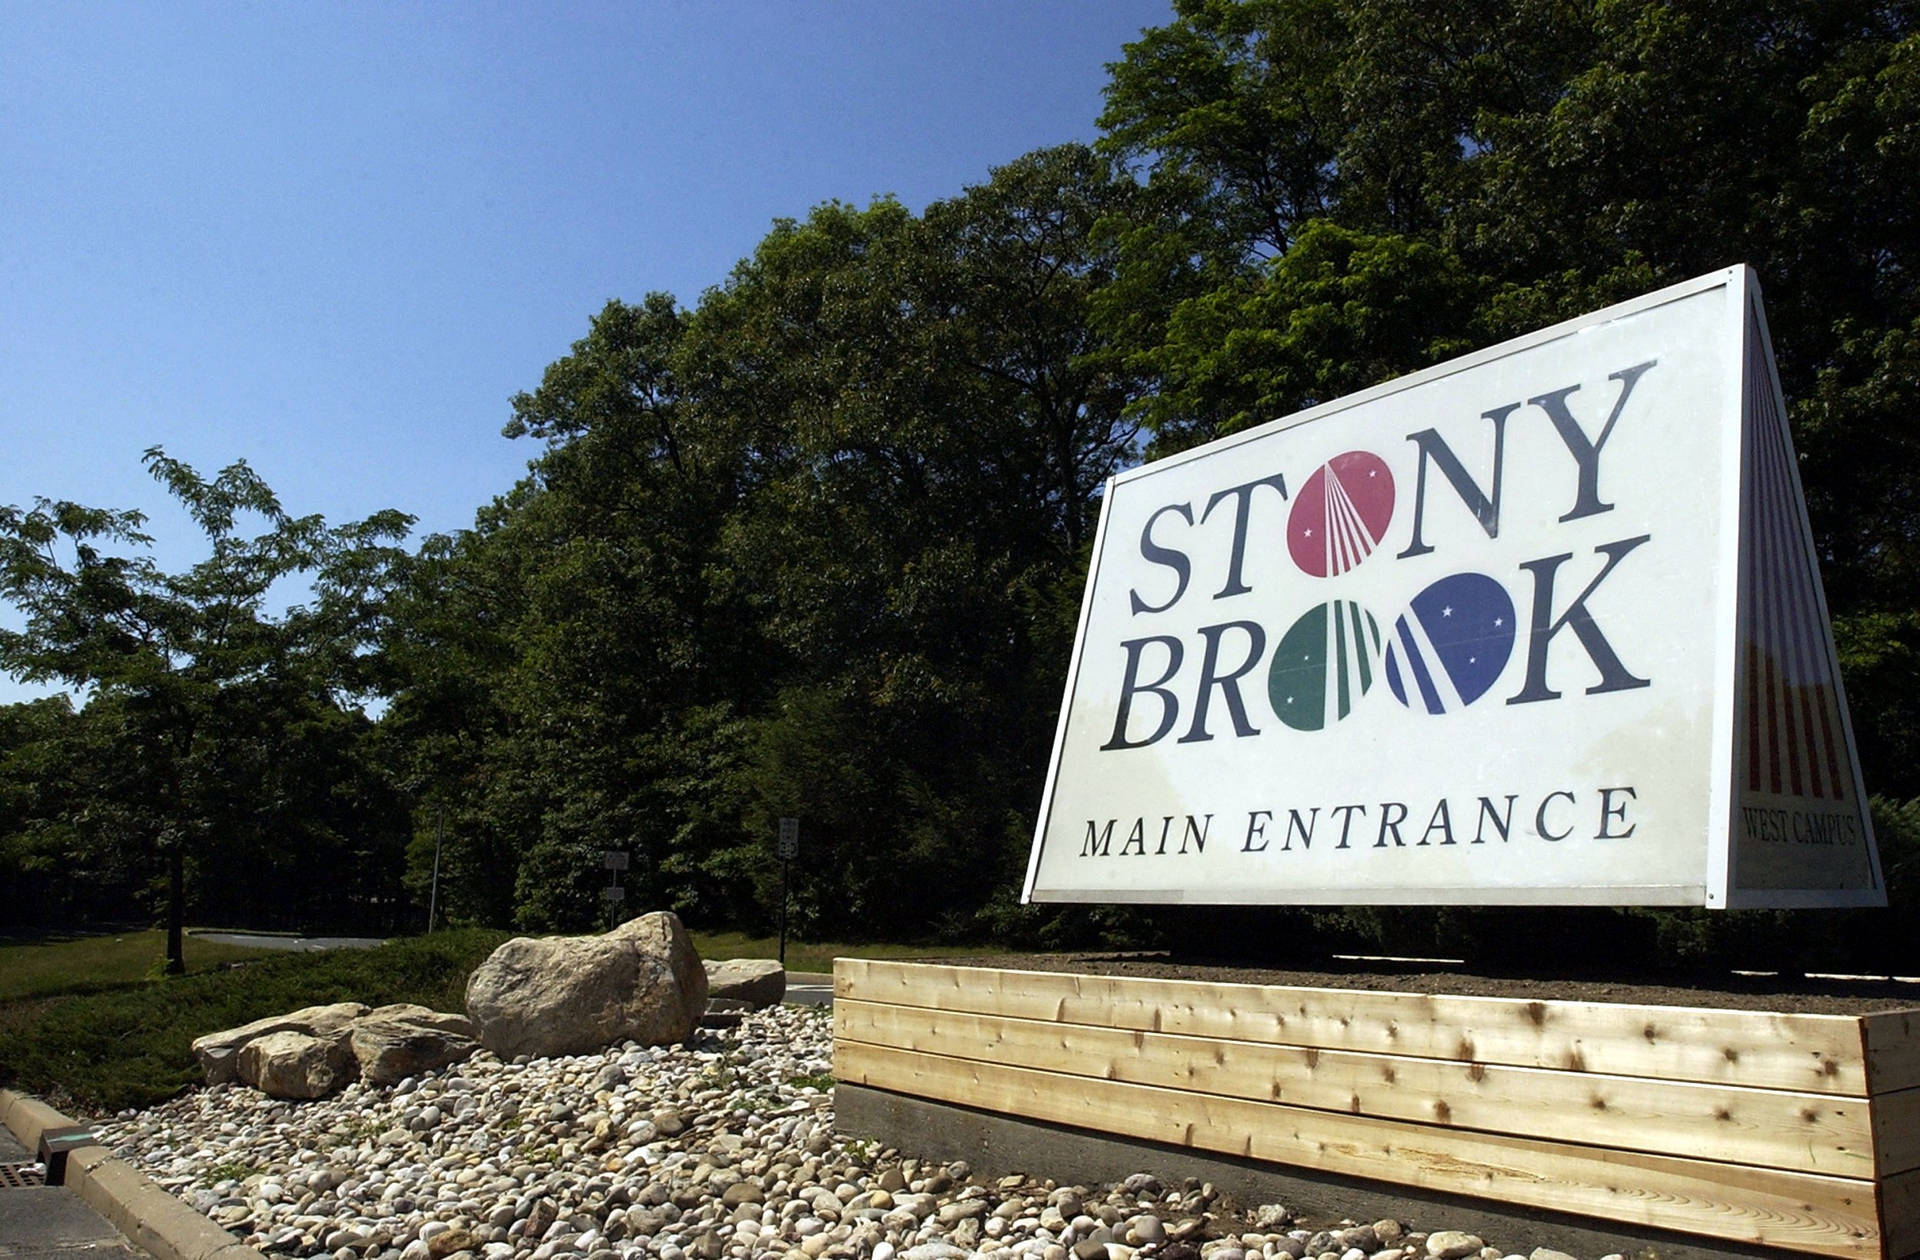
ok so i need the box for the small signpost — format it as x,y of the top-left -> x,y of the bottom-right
777,817 -> 799,964
602,850 -> 628,930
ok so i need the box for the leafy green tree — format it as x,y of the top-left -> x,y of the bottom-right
679,151 -> 1150,937
0,450 -> 413,970
384,294 -> 771,931
0,697 -> 126,926
380,148 -> 1151,939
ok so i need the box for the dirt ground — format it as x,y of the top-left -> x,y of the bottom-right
936,951 -> 1920,1014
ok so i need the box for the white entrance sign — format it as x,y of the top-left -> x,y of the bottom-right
1023,267 -> 1882,909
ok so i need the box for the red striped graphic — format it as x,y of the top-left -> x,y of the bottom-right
1288,451 -> 1395,578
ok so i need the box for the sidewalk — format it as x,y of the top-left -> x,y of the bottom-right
1,1089 -> 267,1260
0,1123 -> 145,1260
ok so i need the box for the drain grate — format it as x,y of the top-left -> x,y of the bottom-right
0,1161 -> 45,1189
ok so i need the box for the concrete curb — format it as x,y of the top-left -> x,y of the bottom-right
0,1087 -> 267,1260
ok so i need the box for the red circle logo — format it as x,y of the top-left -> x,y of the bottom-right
1287,450 -> 1395,577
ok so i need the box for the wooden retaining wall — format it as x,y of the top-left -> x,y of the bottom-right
831,960 -> 1920,1260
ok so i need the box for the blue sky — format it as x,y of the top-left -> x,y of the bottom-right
0,1 -> 1172,704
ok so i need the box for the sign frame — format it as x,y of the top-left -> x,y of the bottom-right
1021,267 -> 1881,911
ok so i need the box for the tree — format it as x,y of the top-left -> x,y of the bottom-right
0,450 -> 413,970
382,294 -> 773,931
0,696 -> 126,926
676,155 -> 1152,937
379,150 -> 1155,939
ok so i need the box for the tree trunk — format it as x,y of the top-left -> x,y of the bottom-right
165,845 -> 185,975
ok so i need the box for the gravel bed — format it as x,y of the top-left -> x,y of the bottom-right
100,1004 -> 1624,1260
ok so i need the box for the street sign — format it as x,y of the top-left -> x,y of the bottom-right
602,885 -> 626,902
778,817 -> 800,861
602,851 -> 629,871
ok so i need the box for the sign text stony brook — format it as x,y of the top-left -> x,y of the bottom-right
1104,361 -> 1657,750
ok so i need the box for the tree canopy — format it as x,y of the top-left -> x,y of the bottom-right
7,3 -> 1920,970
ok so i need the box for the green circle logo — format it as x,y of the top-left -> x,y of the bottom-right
1268,600 -> 1383,732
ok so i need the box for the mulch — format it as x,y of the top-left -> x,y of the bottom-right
931,952 -> 1920,1015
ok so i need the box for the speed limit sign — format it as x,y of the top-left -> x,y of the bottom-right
777,817 -> 799,861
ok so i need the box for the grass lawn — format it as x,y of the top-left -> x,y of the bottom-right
0,929 -> 280,1003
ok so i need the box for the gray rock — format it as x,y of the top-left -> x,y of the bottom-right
237,1029 -> 357,1099
1528,1250 -> 1578,1260
892,1193 -> 938,1220
192,1001 -> 369,1085
937,1200 -> 989,1225
1248,1204 -> 1291,1231
1426,1233 -> 1485,1260
720,1182 -> 761,1208
703,958 -> 787,1009
464,911 -> 709,1057
350,1004 -> 479,1085
429,1227 -> 480,1259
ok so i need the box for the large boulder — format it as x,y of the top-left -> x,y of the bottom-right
464,910 -> 708,1058
704,958 -> 786,1009
237,1029 -> 357,1099
192,1002 -> 370,1086
350,1004 -> 480,1085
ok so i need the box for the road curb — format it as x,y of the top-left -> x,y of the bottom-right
0,1087 -> 267,1260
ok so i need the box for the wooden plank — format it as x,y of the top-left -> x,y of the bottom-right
1875,1087 -> 1920,1178
836,959 -> 1869,1095
834,998 -> 1874,1177
834,1039 -> 1882,1259
1864,1010 -> 1920,1096
1882,1167 -> 1920,1259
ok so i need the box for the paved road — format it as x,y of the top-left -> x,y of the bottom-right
193,932 -> 387,952
786,971 -> 832,1006
0,1126 -> 146,1260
